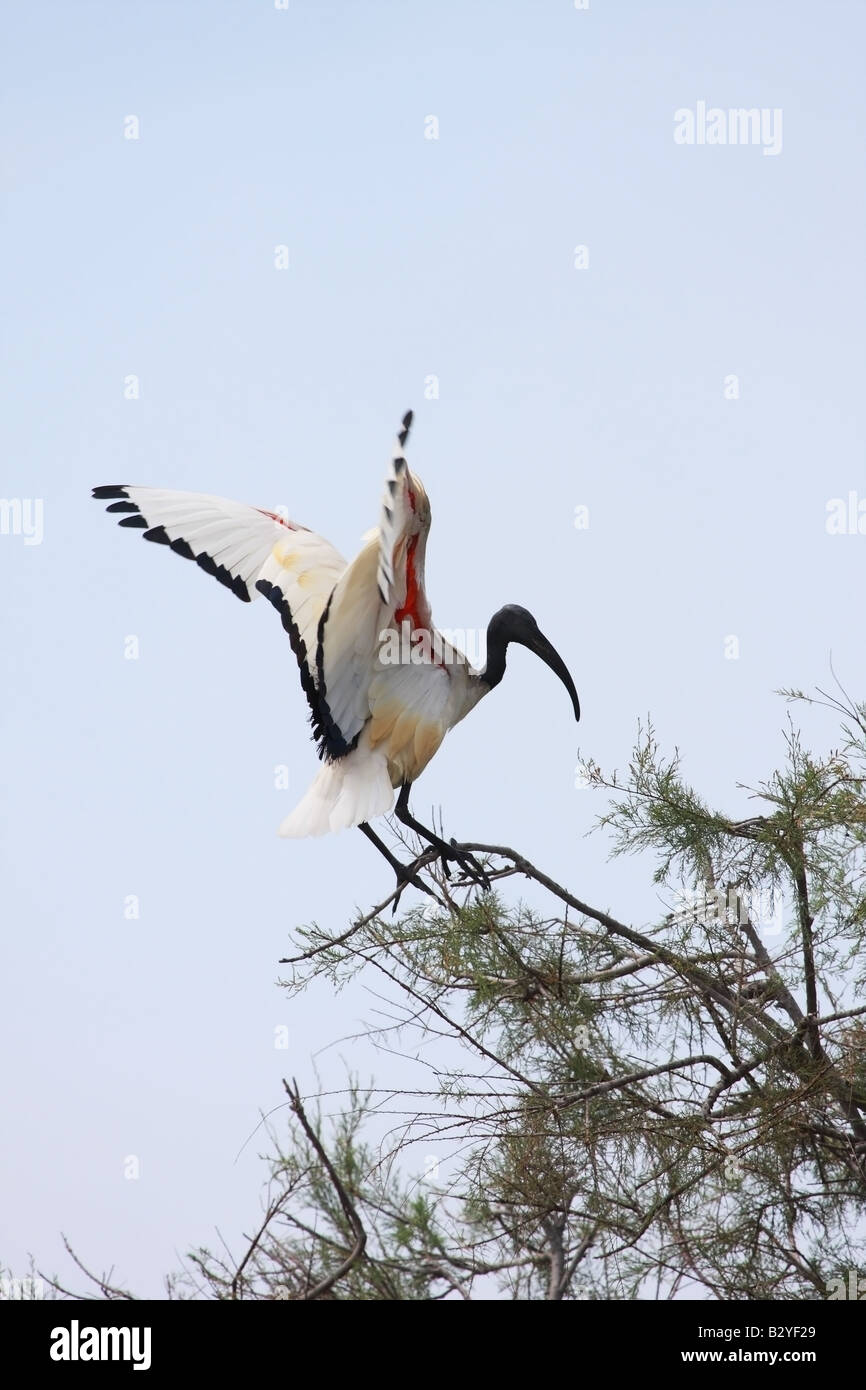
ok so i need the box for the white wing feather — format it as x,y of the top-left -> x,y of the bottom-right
93,484 -> 348,749
376,410 -> 415,605
94,412 -> 447,838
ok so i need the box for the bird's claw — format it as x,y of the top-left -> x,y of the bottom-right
391,857 -> 437,914
442,840 -> 491,890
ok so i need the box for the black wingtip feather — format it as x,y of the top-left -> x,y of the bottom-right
121,518 -> 251,602
256,579 -> 354,760
93,485 -> 130,500
397,410 -> 413,448
193,548 -> 250,602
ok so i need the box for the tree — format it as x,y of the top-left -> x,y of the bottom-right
33,686 -> 866,1300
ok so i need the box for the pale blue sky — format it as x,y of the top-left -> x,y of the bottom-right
1,0 -> 864,1296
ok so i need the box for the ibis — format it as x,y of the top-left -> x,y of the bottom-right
93,412 -> 581,893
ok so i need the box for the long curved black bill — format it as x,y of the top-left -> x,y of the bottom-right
526,630 -> 581,722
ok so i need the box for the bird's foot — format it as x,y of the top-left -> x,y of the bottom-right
391,854 -> 438,914
440,840 -> 491,891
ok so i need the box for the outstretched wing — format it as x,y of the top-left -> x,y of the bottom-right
375,409 -> 415,605
92,484 -> 347,753
313,410 -> 433,762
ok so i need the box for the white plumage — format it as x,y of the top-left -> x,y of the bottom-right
94,411 -> 580,883
278,726 -> 394,837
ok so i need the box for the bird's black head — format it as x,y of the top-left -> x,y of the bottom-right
484,604 -> 580,721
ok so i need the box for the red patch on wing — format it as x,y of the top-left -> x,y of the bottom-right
394,538 -> 444,668
394,536 -> 421,626
257,509 -> 298,530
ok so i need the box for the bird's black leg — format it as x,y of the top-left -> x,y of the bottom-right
358,822 -> 436,910
394,784 -> 490,889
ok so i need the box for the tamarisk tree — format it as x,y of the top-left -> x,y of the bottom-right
40,688 -> 866,1300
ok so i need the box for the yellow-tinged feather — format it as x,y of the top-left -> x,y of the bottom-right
386,710 -> 420,760
383,719 -> 446,784
413,720 -> 444,773
368,708 -> 398,750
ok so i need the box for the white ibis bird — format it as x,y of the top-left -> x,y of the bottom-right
93,412 -> 580,893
